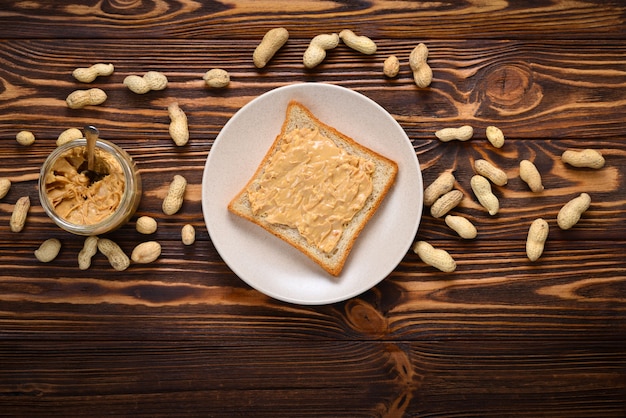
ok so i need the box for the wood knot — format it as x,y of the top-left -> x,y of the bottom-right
345,299 -> 388,337
375,345 -> 420,416
102,0 -> 146,13
480,63 -> 543,115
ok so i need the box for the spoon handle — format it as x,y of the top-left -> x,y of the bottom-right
84,125 -> 99,171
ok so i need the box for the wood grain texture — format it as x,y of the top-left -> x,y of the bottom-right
0,0 -> 624,40
1,0 -> 625,416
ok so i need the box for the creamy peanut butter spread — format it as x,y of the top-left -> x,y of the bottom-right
247,127 -> 374,253
44,146 -> 125,225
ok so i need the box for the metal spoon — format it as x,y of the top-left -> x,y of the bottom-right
82,125 -> 104,183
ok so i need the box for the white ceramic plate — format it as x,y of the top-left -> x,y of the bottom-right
202,83 -> 423,305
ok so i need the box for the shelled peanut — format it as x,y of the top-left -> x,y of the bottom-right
485,126 -> 505,148
423,171 -> 455,207
97,238 -> 130,271
519,160 -> 544,192
57,128 -> 83,146
339,29 -> 377,55
203,69 -> 230,88
561,149 -> 605,169
10,196 -> 30,232
181,224 -> 195,245
168,102 -> 189,146
413,241 -> 456,272
131,241 -> 162,264
470,175 -> 499,215
474,159 -> 507,186
430,189 -> 463,218
72,63 -> 114,83
162,175 -> 187,215
435,126 -> 473,142
78,236 -> 99,270
526,218 -> 549,262
303,33 -> 339,68
409,43 -> 432,88
136,216 -> 158,235
383,55 -> 400,78
66,88 -> 107,109
0,178 -> 10,199
445,215 -> 477,239
16,131 -> 35,146
253,28 -> 289,68
124,71 -> 168,94
557,193 -> 591,230
34,238 -> 62,263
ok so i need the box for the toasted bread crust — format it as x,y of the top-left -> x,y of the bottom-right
228,100 -> 398,276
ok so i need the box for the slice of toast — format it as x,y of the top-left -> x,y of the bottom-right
228,100 -> 398,276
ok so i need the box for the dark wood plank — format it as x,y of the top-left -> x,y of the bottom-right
0,340 -> 624,417
0,0 -> 624,40
1,39 -> 626,139
1,240 -> 625,343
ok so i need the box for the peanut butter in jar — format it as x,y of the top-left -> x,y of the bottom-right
39,138 -> 141,235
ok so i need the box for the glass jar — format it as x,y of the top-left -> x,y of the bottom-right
39,138 -> 141,235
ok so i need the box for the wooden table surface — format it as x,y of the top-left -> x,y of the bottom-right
1,1 -> 626,416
